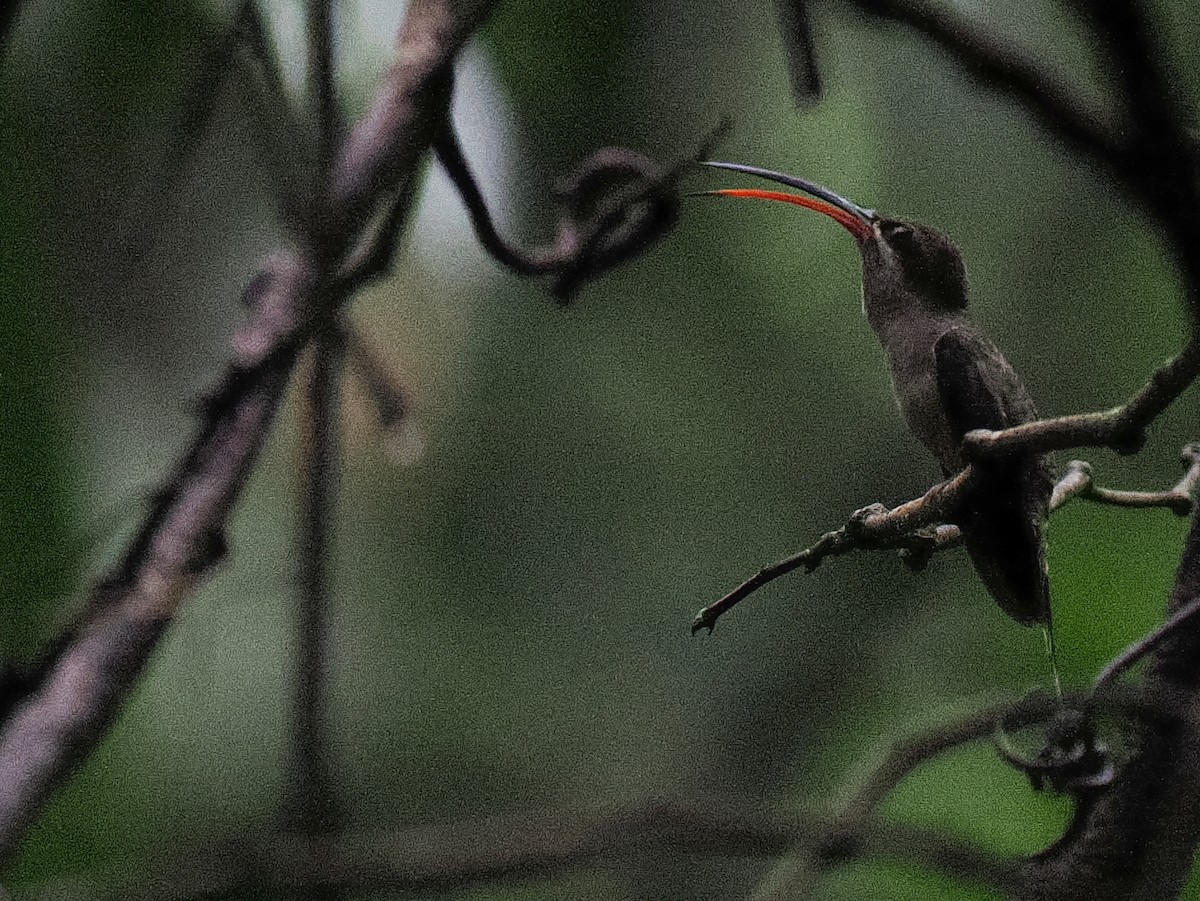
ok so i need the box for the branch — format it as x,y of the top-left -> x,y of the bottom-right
698,443 -> 1200,633
287,337 -> 343,849
1020,505 -> 1200,899
118,2 -> 312,256
757,677 -> 1200,901
88,803 -> 1017,901
964,338 -> 1200,459
285,4 -> 344,866
0,0 -> 500,864
334,323 -> 426,466
774,1 -> 822,102
845,0 -> 1200,317
692,468 -> 975,632
306,0 -> 338,178
331,165 -> 423,298
337,323 -> 411,430
435,117 -> 728,300
1093,595 -> 1200,695
1051,446 -> 1200,516
0,255 -> 313,861
1073,1 -> 1200,307
845,0 -> 1122,168
233,0 -> 317,237
838,692 -> 1064,828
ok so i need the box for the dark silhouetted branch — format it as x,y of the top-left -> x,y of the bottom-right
845,0 -> 1200,315
775,1 -> 822,102
1094,595 -> 1200,695
307,0 -> 338,178
89,802 -> 1017,901
435,117 -> 729,301
846,0 -> 1121,168
285,7 -> 343,873
1019,504 -> 1200,899
288,334 -> 344,900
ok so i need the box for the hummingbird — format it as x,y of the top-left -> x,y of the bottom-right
699,161 -> 1053,629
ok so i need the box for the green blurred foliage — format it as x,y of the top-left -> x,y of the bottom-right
2,0 -> 1199,898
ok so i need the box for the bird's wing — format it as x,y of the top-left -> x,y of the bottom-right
934,325 -> 1050,627
934,325 -> 1036,439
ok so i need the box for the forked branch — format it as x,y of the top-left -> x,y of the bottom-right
0,0 -> 499,864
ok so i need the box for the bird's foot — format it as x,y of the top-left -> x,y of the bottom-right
846,503 -> 888,537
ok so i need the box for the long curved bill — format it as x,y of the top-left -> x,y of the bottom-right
695,161 -> 875,241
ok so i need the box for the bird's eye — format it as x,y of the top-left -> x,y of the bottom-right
882,221 -> 913,240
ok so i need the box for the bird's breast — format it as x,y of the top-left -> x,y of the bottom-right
878,321 -> 961,472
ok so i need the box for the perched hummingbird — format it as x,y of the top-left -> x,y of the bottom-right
700,161 -> 1052,628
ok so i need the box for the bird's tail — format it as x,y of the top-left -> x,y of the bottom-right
958,454 -> 1052,628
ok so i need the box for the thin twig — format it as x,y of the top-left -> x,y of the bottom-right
432,120 -> 577,276
119,1 -> 311,257
434,117 -> 728,300
337,323 -> 410,429
233,0 -> 314,237
839,693 -> 1060,827
692,469 -> 975,633
331,158 -> 423,299
288,333 -> 343,901
1051,446 -> 1200,515
700,446 -> 1200,633
1074,2 -> 1200,307
755,684 -> 1181,901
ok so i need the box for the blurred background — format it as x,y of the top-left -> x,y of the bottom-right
2,0 -> 1199,898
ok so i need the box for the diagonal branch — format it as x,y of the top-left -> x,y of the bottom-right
963,338 -> 1200,459
845,0 -> 1122,168
777,509 -> 1200,901
845,0 -> 1200,317
0,0 -> 500,864
1019,503 -> 1200,899
232,0 -> 315,236
774,1 -> 822,102
691,469 -> 975,633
